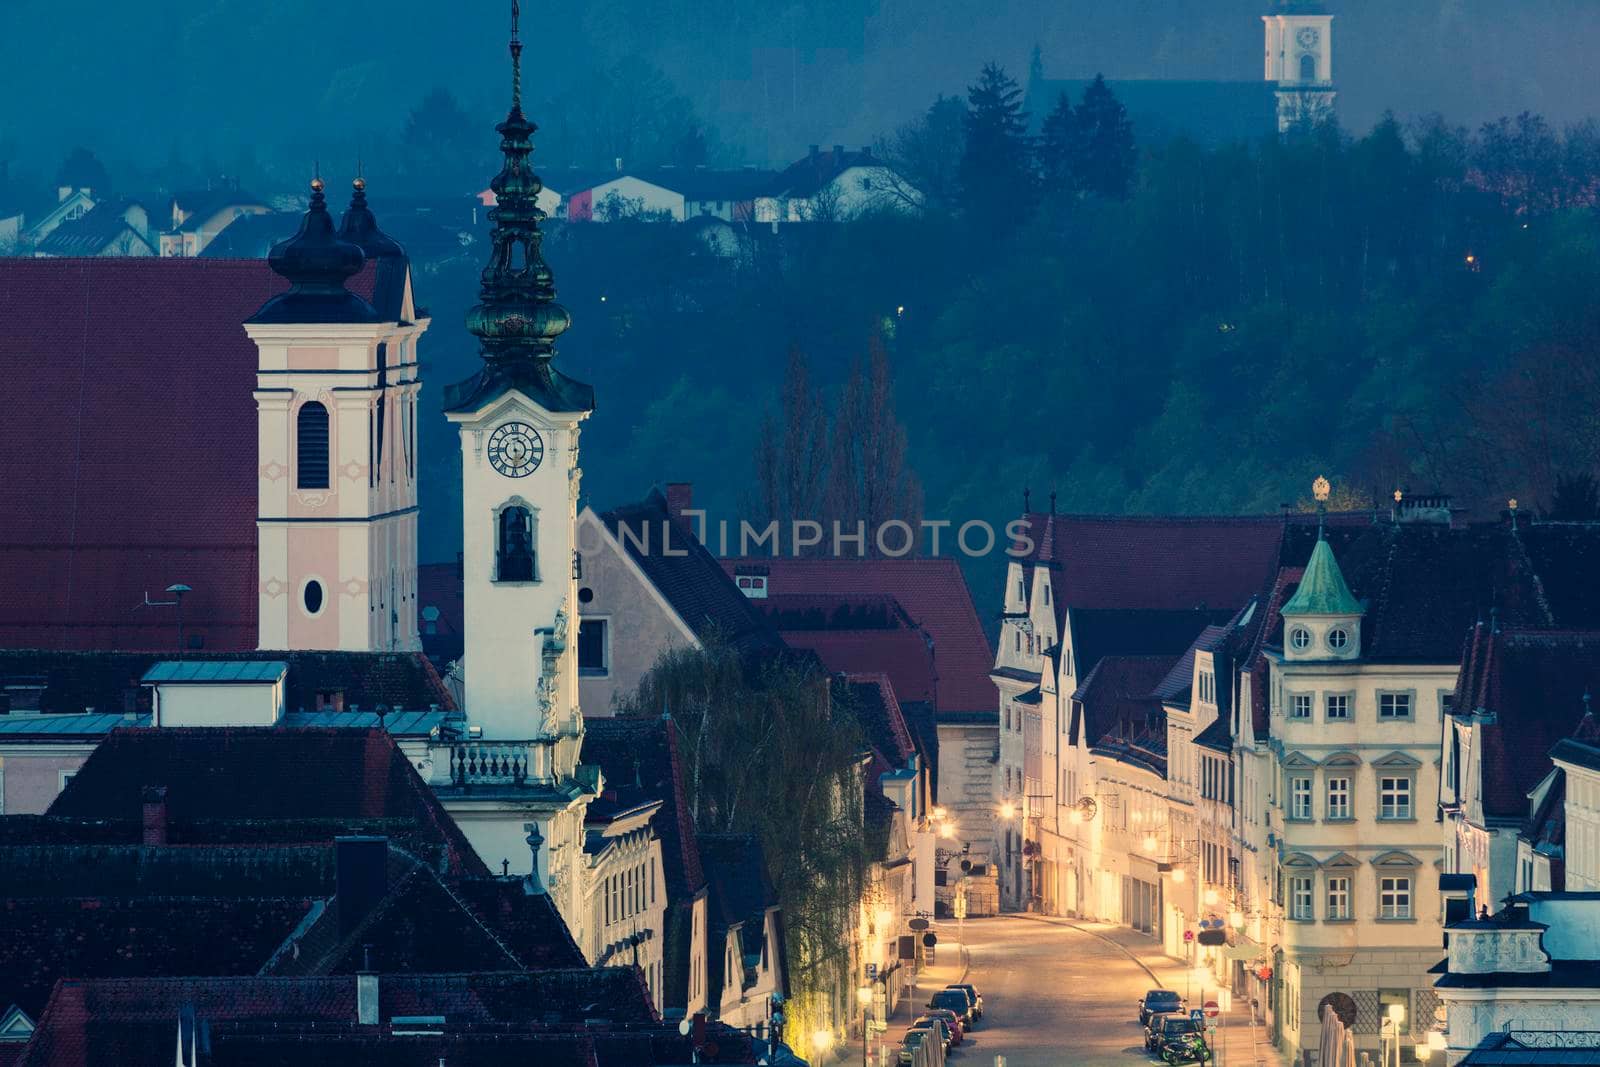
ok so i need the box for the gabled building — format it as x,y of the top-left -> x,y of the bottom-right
699,833 -> 786,1031
158,184 -> 271,257
31,200 -> 154,257
753,145 -> 918,223
1444,628 -> 1600,909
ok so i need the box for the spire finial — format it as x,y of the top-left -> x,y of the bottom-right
1023,488 -> 1031,513
1049,490 -> 1057,515
510,0 -> 523,113
1312,476 -> 1330,539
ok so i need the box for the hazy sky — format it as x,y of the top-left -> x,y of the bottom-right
2,0 -> 1597,176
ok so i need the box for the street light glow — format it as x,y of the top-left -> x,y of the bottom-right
932,806 -> 947,821
998,801 -> 1016,820
1172,868 -> 1186,883
857,985 -> 874,1006
812,1029 -> 834,1052
1143,834 -> 1158,852
1229,909 -> 1245,929
939,822 -> 956,839
1388,1003 -> 1406,1024
1204,888 -> 1219,906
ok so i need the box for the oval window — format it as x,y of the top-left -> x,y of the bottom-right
1327,628 -> 1349,650
1290,627 -> 1311,651
303,580 -> 324,615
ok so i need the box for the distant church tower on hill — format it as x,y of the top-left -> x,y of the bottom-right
245,176 -> 427,652
1263,0 -> 1335,132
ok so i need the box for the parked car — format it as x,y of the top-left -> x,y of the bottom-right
899,1025 -> 946,1067
1146,1012 -> 1203,1053
945,982 -> 984,1019
1139,989 -> 1184,1026
919,1007 -> 965,1045
927,987 -> 975,1026
912,1016 -> 954,1051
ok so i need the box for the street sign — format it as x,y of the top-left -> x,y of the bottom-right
1183,929 -> 1194,943
1203,1000 -> 1219,1018
923,932 -> 938,947
909,918 -> 929,932
866,963 -> 877,979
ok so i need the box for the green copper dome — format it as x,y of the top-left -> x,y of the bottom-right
1283,536 -> 1362,617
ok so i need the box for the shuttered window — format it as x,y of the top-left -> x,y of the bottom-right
297,402 -> 330,489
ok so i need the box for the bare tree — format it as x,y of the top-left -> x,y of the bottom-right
826,331 -> 924,548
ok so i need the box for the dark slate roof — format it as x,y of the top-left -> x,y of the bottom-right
580,718 -> 705,900
32,201 -> 152,256
1458,1029 -> 1600,1065
720,557 -> 994,714
442,360 -> 594,416
0,258 -> 389,652
0,649 -> 453,716
1070,654 -> 1173,747
1193,715 -> 1233,754
1089,725 -> 1168,779
600,492 -> 783,656
47,728 -> 485,875
756,593 -> 913,632
417,560 -> 467,665
1026,79 -> 1279,146
1067,607 -> 1235,681
1152,625 -> 1229,705
1452,629 -> 1600,819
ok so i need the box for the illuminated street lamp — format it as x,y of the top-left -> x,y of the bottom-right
932,806 -> 947,821
998,801 -> 1016,820
1172,868 -> 1186,883
1204,888 -> 1219,906
1143,834 -> 1158,852
1228,909 -> 1245,930
938,821 -> 956,839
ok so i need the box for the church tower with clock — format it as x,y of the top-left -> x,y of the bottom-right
1263,1 -> 1335,132
444,5 -> 594,748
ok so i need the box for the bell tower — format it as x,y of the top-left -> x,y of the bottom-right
1263,1 -> 1334,132
444,0 -> 594,743
246,177 -> 427,652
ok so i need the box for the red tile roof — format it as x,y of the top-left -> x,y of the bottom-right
720,557 -> 993,714
0,257 -> 376,652
779,628 -> 939,707
1011,513 -> 1299,613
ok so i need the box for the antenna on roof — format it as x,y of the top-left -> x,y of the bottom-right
136,584 -> 193,659
1023,488 -> 1030,513
1049,490 -> 1057,515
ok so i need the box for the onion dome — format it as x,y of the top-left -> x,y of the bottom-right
338,176 -> 406,260
249,176 -> 379,324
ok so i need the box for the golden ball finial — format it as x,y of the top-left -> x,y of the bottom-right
353,176 -> 366,192
1509,498 -> 1518,511
1393,489 -> 1403,505
1312,476 -> 1330,503
310,176 -> 325,193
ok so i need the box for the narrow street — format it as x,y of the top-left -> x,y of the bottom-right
862,916 -> 1282,1067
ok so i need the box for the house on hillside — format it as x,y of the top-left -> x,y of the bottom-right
157,185 -> 270,256
31,200 -> 154,257
17,185 -> 96,249
754,145 -> 919,222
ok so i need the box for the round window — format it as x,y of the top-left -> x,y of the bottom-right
1327,628 -> 1349,650
303,579 -> 324,615
1290,627 -> 1311,651
578,586 -> 595,604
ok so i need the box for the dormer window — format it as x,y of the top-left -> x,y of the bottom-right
1289,627 -> 1311,651
1326,627 -> 1349,651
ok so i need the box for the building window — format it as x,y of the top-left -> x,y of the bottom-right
1290,693 -> 1312,720
1326,777 -> 1351,820
302,578 -> 325,616
1379,776 -> 1412,820
1290,627 -> 1311,651
1379,878 -> 1412,919
1326,627 -> 1349,651
1326,876 -> 1351,919
1325,693 -> 1350,720
1379,692 -> 1413,720
578,618 -> 608,676
1290,777 -> 1312,820
1440,691 -> 1455,717
1299,52 -> 1317,81
296,401 -> 330,489
495,505 -> 537,582
1290,876 -> 1313,919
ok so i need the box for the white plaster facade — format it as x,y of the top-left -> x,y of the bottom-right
1262,9 -> 1336,131
248,294 -> 427,654
583,801 -> 668,1009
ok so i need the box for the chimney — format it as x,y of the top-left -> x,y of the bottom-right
665,483 -> 693,523
356,945 -> 379,1026
833,144 -> 845,159
523,822 -> 547,896
336,836 -> 389,938
141,786 -> 169,846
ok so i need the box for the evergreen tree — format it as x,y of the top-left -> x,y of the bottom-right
1038,92 -> 1079,195
1072,74 -> 1137,199
959,62 -> 1035,226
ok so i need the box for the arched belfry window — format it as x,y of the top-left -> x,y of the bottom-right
496,504 -> 537,582
1299,53 -> 1317,82
297,401 -> 330,490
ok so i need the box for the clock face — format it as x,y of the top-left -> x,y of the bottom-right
1296,26 -> 1319,47
487,421 -> 544,478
